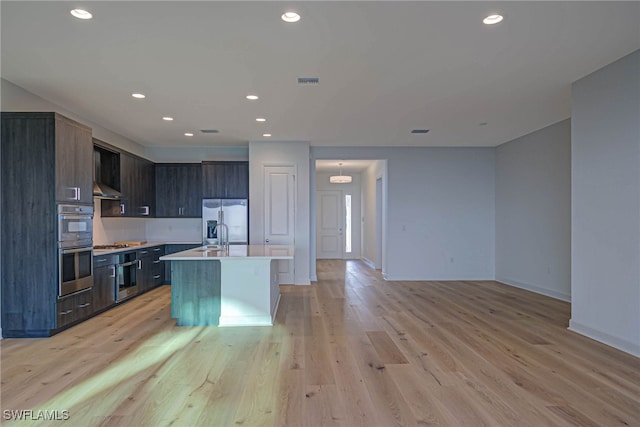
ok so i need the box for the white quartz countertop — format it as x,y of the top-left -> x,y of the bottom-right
160,245 -> 294,261
93,241 -> 201,255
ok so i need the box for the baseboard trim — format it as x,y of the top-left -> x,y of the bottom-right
568,320 -> 640,357
310,274 -> 318,282
361,257 -> 376,269
383,275 -> 495,281
218,315 -> 274,327
495,276 -> 571,302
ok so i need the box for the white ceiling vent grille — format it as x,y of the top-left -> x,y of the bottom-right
200,129 -> 219,134
411,129 -> 430,134
297,77 -> 319,85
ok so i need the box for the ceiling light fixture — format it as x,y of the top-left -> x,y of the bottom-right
162,117 -> 174,121
256,118 -> 266,122
70,9 -> 92,20
263,133 -> 272,137
483,14 -> 504,25
131,93 -> 146,99
281,12 -> 301,23
246,95 -> 259,100
330,163 -> 352,184
184,132 -> 194,137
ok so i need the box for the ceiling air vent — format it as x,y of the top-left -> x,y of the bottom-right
200,129 -> 219,134
297,77 -> 319,85
411,129 -> 430,134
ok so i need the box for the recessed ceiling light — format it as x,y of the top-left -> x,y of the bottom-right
263,133 -> 272,137
256,118 -> 266,122
483,14 -> 504,25
184,132 -> 194,137
131,93 -> 146,99
70,9 -> 92,20
162,117 -> 174,121
281,12 -> 300,23
246,95 -> 259,100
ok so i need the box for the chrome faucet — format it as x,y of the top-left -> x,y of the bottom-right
213,223 -> 229,252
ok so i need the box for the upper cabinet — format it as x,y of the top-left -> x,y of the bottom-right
53,114 -> 93,204
155,163 -> 202,217
102,153 -> 155,217
202,161 -> 249,199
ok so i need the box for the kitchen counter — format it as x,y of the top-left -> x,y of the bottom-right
93,241 -> 201,255
159,244 -> 294,260
160,245 -> 294,327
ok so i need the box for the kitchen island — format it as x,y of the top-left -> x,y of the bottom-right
160,245 -> 294,327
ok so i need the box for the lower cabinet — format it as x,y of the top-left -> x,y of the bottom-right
137,245 -> 165,292
56,288 -> 93,329
93,255 -> 117,312
164,244 -> 200,284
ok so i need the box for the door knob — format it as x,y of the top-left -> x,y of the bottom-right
265,239 -> 270,243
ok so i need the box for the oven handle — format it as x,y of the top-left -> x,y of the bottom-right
119,261 -> 138,267
58,214 -> 93,220
60,247 -> 93,255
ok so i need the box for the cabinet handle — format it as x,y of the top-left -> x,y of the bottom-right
137,260 -> 142,270
59,309 -> 73,316
153,260 -> 160,264
120,204 -> 125,215
153,275 -> 161,279
110,266 -> 116,278
140,206 -> 150,216
97,258 -> 107,262
153,248 -> 161,252
140,250 -> 148,255
77,303 -> 91,308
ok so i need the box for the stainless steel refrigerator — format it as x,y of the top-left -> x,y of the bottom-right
202,199 -> 249,244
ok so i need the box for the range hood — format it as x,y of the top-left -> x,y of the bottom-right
93,149 -> 121,199
93,181 -> 121,200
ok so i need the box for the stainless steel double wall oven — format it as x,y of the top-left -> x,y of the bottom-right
57,204 -> 93,297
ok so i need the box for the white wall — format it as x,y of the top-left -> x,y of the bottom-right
315,171 -> 362,260
361,161 -> 385,268
495,119 -> 572,301
570,50 -> 640,356
249,141 -> 311,285
312,147 -> 495,281
1,78 -> 146,157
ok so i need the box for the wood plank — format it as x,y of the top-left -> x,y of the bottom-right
2,261 -> 639,426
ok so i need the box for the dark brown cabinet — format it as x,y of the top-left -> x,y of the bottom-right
1,112 -> 93,337
137,246 -> 164,292
55,115 -> 93,204
202,161 -> 249,199
93,254 -> 117,312
56,288 -> 93,329
155,163 -> 202,217
102,153 -> 155,217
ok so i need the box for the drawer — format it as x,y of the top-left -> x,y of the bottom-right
93,254 -> 117,268
57,289 -> 93,328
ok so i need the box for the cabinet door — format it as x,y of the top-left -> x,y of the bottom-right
202,161 -> 249,199
134,158 -> 155,217
137,249 -> 153,291
93,264 -> 116,311
57,289 -> 93,328
225,162 -> 249,199
156,164 -> 201,217
55,115 -> 93,204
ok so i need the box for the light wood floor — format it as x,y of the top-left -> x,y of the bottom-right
1,260 -> 638,426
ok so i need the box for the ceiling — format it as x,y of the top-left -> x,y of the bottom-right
2,1 -> 639,149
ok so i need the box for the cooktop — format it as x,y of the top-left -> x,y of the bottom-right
94,244 -> 130,250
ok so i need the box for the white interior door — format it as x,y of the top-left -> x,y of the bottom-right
316,190 -> 344,259
264,166 -> 295,284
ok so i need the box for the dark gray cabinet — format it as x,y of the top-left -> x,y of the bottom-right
202,161 -> 249,199
155,163 -> 202,217
55,115 -> 93,204
137,245 -> 164,292
164,244 -> 200,284
1,112 -> 93,337
56,288 -> 93,329
93,254 -> 117,312
102,153 -> 155,217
